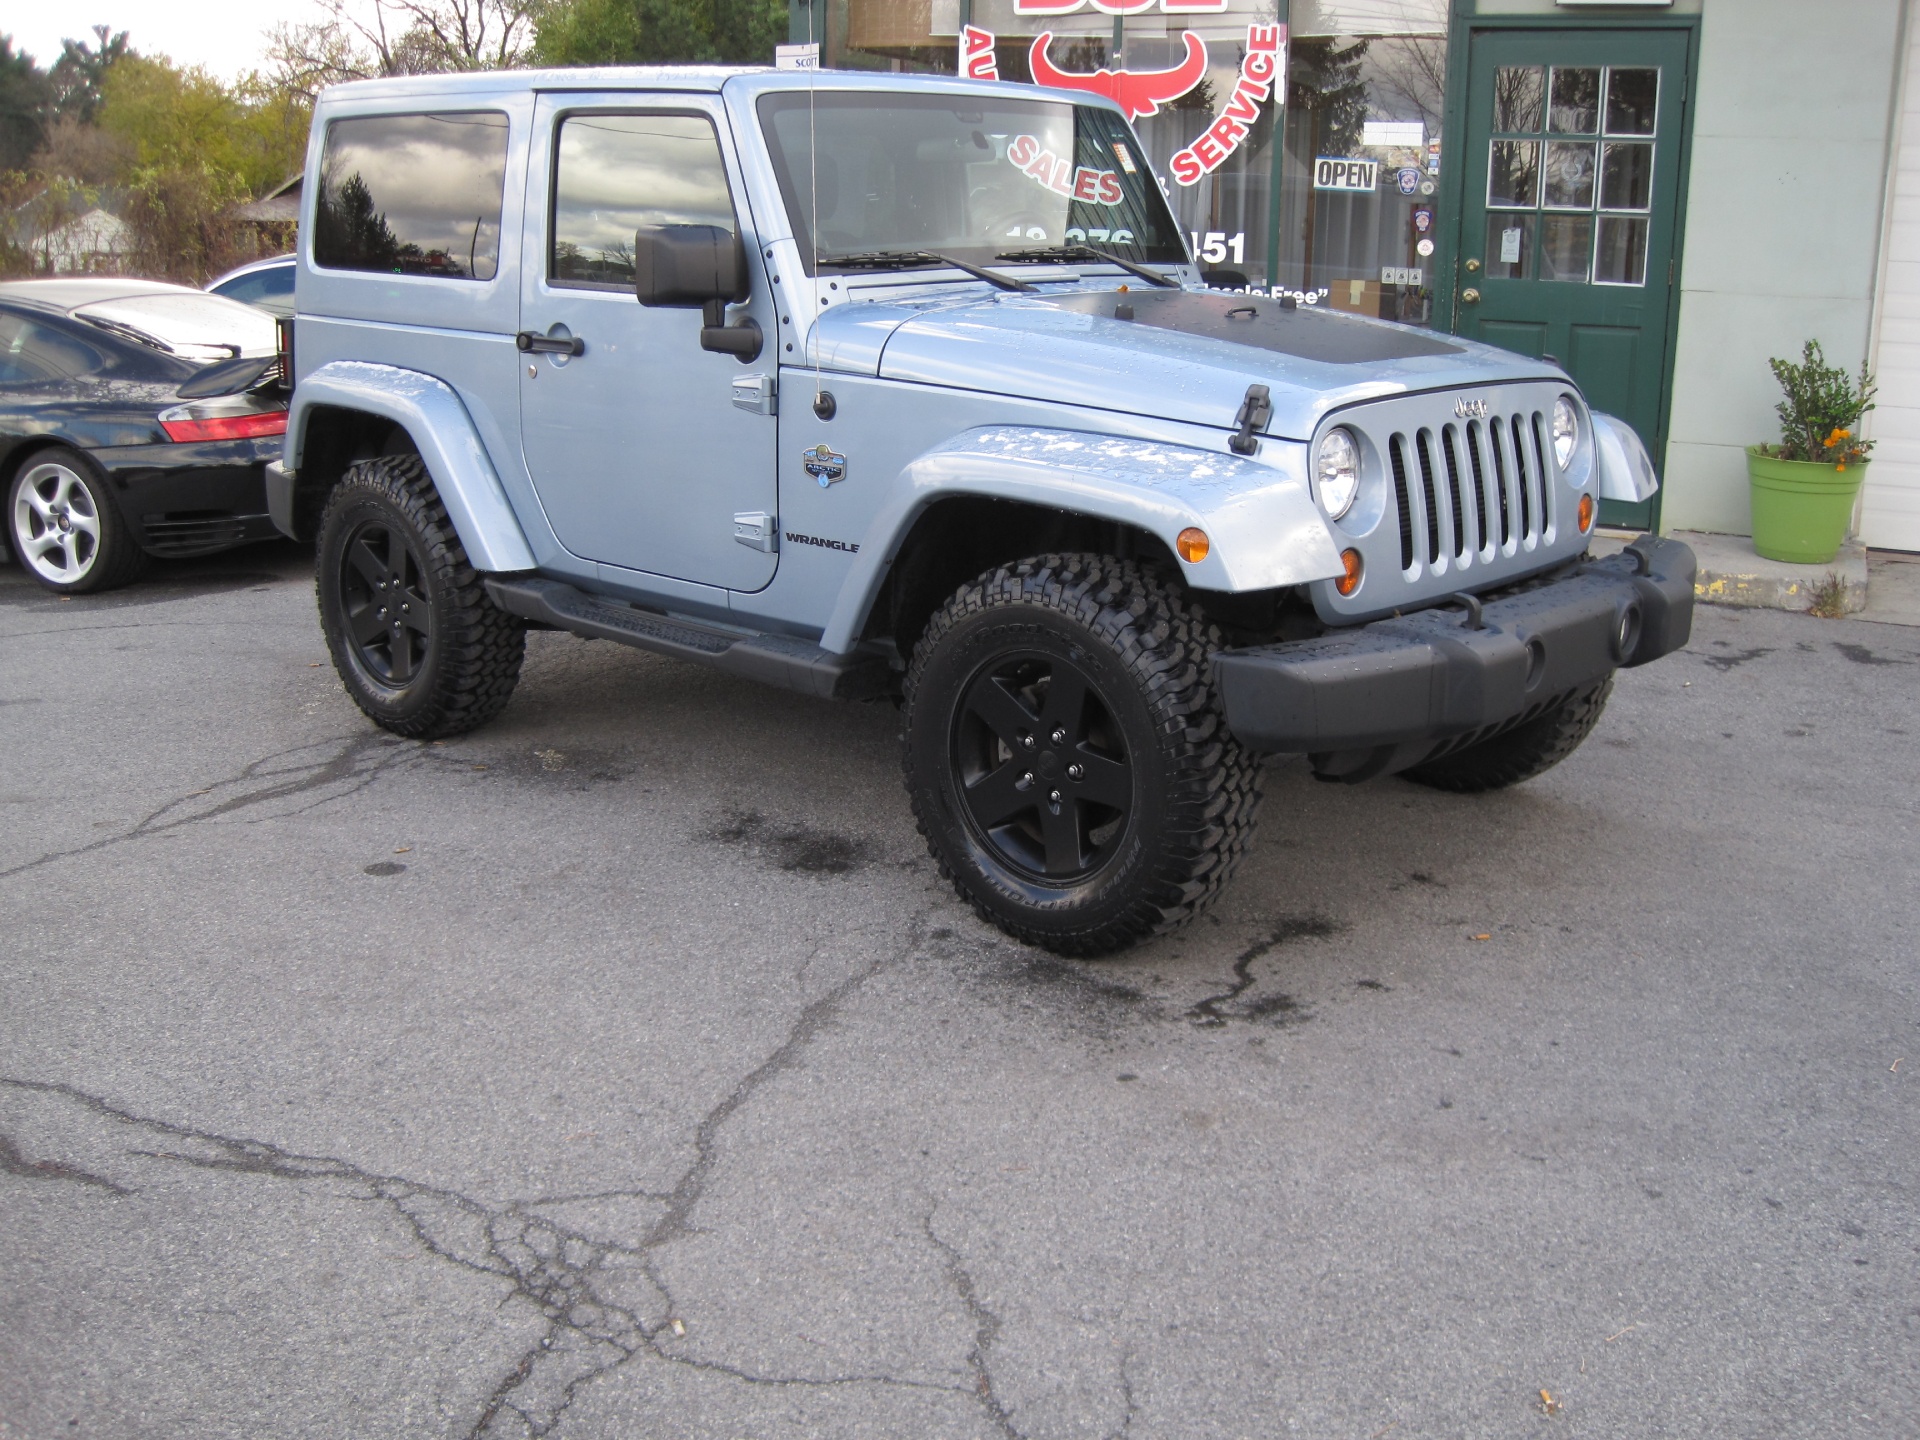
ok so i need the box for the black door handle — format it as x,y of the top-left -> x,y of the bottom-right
516,331 -> 584,356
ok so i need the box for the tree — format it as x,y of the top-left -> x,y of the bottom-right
268,0 -> 543,95
49,25 -> 131,124
532,0 -> 787,68
0,35 -> 52,172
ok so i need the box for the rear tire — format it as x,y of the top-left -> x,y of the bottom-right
1400,677 -> 1613,793
7,447 -> 145,594
316,454 -> 525,739
904,553 -> 1261,957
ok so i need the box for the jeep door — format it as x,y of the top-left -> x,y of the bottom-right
517,94 -> 776,591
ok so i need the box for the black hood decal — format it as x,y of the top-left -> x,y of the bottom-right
1048,289 -> 1464,365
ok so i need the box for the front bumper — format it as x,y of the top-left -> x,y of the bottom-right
1213,536 -> 1694,773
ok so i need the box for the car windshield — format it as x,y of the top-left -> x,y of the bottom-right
72,292 -> 278,361
757,91 -> 1185,274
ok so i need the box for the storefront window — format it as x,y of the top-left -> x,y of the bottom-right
807,0 -> 1453,325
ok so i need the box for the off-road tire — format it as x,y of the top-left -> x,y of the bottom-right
7,446 -> 146,594
316,454 -> 525,739
903,553 -> 1262,956
1401,676 -> 1614,793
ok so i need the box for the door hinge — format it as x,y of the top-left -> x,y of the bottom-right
731,373 -> 777,416
733,511 -> 777,552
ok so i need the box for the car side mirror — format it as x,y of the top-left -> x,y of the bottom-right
633,223 -> 762,363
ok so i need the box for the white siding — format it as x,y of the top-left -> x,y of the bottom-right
1867,7 -> 1920,552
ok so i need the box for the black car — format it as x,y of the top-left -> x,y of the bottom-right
1,279 -> 289,594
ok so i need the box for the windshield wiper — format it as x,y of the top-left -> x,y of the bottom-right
996,245 -> 1180,289
817,250 -> 1036,293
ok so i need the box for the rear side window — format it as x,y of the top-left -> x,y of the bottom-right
314,111 -> 510,280
0,312 -> 102,383
212,265 -> 295,305
551,113 -> 734,289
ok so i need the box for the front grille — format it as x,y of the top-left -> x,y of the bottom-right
1384,412 -> 1552,571
1313,382 -> 1590,623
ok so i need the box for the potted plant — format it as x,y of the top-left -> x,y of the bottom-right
1746,341 -> 1877,564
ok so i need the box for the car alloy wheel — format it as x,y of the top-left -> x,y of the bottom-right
336,516 -> 434,687
12,460 -> 102,585
950,647 -> 1135,883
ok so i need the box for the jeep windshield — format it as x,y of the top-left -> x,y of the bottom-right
757,91 -> 1185,277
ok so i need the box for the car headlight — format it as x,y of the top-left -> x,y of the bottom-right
1552,396 -> 1579,469
1315,427 -> 1360,520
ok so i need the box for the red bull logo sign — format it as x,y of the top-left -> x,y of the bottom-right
1027,30 -> 1210,122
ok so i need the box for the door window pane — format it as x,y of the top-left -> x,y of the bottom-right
314,112 -> 509,279
1595,216 -> 1649,285
1543,142 -> 1596,209
1486,214 -> 1534,279
1540,216 -> 1594,283
1488,140 -> 1539,207
1493,66 -> 1545,133
1605,69 -> 1659,136
1548,69 -> 1599,134
1601,142 -> 1654,211
551,114 -> 735,289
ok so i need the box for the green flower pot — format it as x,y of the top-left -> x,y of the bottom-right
1745,447 -> 1866,564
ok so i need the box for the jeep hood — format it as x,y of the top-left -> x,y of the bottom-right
814,287 -> 1560,440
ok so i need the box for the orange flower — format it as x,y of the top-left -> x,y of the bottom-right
1825,427 -> 1851,448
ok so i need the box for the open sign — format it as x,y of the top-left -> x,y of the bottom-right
1314,157 -> 1378,192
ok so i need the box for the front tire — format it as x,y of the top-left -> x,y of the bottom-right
316,455 -> 525,739
1400,677 -> 1614,793
7,447 -> 145,594
904,554 -> 1261,957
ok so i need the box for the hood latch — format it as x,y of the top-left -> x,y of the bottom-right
1228,384 -> 1271,456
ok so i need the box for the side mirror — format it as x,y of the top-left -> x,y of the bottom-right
633,223 -> 762,363
633,223 -> 745,308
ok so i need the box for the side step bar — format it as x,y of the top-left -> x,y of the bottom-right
484,576 -> 891,701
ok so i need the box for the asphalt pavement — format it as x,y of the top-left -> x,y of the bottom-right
0,541 -> 1914,1440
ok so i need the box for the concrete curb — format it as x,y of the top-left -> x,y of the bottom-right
1595,530 -> 1868,615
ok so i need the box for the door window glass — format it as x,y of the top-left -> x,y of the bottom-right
1488,141 -> 1539,208
314,112 -> 509,280
1493,67 -> 1545,133
1483,64 -> 1657,287
1605,69 -> 1659,136
550,113 -> 735,289
1547,68 -> 1599,134
1542,142 -> 1596,209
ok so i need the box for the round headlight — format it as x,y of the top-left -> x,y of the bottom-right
1552,396 -> 1578,469
1315,427 -> 1360,520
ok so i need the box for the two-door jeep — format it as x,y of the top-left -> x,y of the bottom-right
270,66 -> 1694,955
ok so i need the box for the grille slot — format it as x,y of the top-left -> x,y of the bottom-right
1441,424 -> 1472,559
1531,412 -> 1554,535
1508,418 -> 1533,541
1414,429 -> 1441,565
1387,433 -> 1415,571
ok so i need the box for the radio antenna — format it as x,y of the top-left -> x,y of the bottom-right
808,0 -> 824,413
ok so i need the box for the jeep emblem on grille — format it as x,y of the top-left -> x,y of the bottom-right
1453,397 -> 1488,419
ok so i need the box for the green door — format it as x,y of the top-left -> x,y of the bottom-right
1453,28 -> 1691,529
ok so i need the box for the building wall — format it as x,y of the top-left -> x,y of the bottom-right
1864,4 -> 1920,551
1662,0 -> 1904,535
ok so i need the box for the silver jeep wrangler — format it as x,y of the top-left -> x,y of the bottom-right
271,66 -> 1694,955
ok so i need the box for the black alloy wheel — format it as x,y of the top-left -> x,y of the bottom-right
337,516 -> 434,687
905,553 -> 1262,956
952,648 -> 1134,883
316,454 -> 525,739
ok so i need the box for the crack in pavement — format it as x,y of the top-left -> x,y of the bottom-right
1186,916 -> 1341,1028
925,1214 -> 1023,1440
0,918 -> 958,1437
0,732 -> 422,881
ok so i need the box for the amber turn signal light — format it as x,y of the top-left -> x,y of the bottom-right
1176,527 -> 1210,563
1578,493 -> 1596,533
1335,547 -> 1363,596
